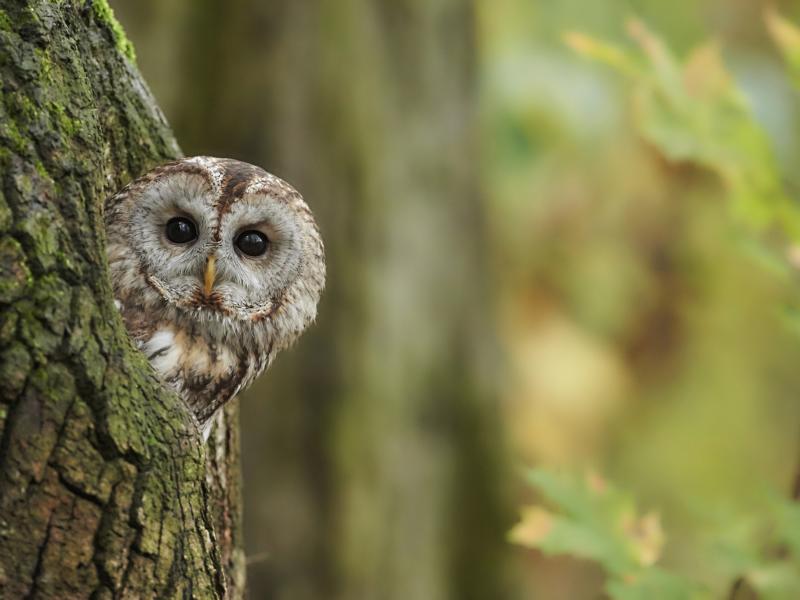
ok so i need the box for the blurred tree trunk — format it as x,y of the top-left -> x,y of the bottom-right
115,0 -> 515,598
0,1 -> 242,598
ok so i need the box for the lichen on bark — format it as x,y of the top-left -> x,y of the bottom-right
0,2 -> 242,598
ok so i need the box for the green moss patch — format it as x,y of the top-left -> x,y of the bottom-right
91,0 -> 136,63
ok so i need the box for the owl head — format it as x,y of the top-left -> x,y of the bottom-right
105,156 -> 325,368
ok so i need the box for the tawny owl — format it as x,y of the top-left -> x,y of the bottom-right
105,157 -> 325,437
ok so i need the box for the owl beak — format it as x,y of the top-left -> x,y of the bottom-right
204,255 -> 216,297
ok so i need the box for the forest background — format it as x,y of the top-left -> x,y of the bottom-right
111,1 -> 800,598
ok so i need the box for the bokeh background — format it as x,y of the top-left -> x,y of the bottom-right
110,1 -> 800,598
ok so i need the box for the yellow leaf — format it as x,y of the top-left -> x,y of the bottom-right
563,31 -> 639,76
765,6 -> 800,58
786,244 -> 800,269
683,41 -> 731,99
622,510 -> 665,567
626,18 -> 668,66
508,506 -> 554,547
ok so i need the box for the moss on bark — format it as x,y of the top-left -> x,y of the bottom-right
0,2 -> 242,598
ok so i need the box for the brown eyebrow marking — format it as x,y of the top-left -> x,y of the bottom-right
217,160 -> 268,214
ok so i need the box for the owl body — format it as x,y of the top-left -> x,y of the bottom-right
105,157 -> 324,431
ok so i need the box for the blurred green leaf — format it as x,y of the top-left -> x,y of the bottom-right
771,494 -> 800,559
750,563 -> 800,599
510,504 -> 635,573
565,19 -> 800,241
606,568 -> 707,600
513,468 -> 800,599
511,469 -> 683,593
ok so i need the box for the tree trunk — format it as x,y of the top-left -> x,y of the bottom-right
0,2 -> 243,598
115,1 -> 515,598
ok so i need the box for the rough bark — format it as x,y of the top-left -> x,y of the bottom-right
115,0 -> 515,598
0,2 -> 242,598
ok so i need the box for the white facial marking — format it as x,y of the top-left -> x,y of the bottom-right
143,329 -> 181,375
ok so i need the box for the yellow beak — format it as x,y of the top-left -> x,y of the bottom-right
204,255 -> 216,297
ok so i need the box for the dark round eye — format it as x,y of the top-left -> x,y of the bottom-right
236,230 -> 269,257
165,217 -> 197,244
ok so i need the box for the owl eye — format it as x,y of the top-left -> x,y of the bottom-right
165,217 -> 198,244
235,230 -> 269,257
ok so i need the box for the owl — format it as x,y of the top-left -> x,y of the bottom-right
105,157 -> 325,437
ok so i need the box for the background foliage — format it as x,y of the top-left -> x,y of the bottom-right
111,0 -> 800,597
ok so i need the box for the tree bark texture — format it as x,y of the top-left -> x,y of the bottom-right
114,1 -> 516,598
0,2 -> 243,598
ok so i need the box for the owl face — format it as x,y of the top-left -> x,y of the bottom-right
110,157 -> 324,326
105,157 -> 325,427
